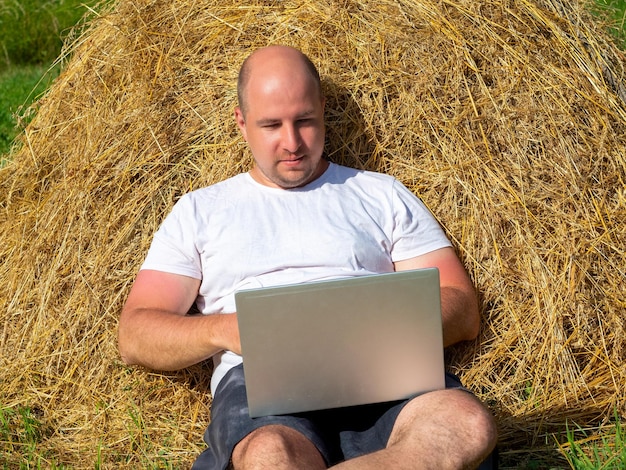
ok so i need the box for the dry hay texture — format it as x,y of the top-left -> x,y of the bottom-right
1,0 -> 625,466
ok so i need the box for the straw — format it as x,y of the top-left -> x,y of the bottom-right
1,0 -> 624,465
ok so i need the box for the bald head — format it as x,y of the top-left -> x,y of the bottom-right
237,45 -> 322,117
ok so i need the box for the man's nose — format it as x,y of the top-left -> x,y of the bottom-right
282,124 -> 301,154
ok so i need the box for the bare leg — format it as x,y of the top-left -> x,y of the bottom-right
331,389 -> 497,470
231,424 -> 327,470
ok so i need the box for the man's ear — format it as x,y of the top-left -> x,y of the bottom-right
234,107 -> 248,141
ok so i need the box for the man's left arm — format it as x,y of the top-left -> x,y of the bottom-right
393,247 -> 480,347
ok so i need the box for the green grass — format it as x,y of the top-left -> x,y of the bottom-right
594,0 -> 626,46
0,63 -> 59,157
0,0 -> 98,70
0,404 -> 67,469
0,0 -> 101,157
562,411 -> 625,470
1,401 -> 624,468
0,402 -> 182,468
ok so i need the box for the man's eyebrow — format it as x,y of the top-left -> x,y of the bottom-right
295,109 -> 316,119
255,118 -> 280,126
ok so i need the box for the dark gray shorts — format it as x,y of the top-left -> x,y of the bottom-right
191,364 -> 464,470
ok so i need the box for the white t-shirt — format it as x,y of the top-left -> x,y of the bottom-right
141,163 -> 451,393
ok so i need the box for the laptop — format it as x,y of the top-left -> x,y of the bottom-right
234,268 -> 445,418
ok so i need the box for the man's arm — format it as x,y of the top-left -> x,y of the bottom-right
118,269 -> 241,371
393,247 -> 479,347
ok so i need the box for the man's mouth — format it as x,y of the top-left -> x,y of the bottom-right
280,155 -> 305,164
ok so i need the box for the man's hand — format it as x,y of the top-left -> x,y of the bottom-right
217,312 -> 242,356
118,270 -> 241,370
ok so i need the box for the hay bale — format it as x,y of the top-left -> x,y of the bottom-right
1,0 -> 624,465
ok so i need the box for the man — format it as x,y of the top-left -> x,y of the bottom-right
118,45 -> 497,469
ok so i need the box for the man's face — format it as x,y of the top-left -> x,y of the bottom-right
235,71 -> 327,189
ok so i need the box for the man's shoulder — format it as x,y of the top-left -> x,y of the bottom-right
329,163 -> 397,187
182,173 -> 250,201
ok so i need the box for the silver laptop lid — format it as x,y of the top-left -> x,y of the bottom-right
235,268 -> 445,418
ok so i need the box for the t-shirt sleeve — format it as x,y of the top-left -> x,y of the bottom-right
140,195 -> 203,279
390,180 -> 452,262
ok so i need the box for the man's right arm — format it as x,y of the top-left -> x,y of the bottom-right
118,269 -> 241,371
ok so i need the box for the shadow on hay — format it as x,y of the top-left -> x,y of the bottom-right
323,79 -> 378,171
494,407 -> 582,468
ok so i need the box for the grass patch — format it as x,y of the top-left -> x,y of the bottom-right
0,0 -> 103,159
593,0 -> 626,46
560,411 -> 626,469
0,63 -> 59,157
0,0 -> 99,70
0,404 -> 65,469
0,401 -> 183,468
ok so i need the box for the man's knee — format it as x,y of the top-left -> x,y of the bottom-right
391,389 -> 498,466
435,389 -> 498,453
232,425 -> 325,469
234,425 -> 292,457
461,394 -> 498,454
